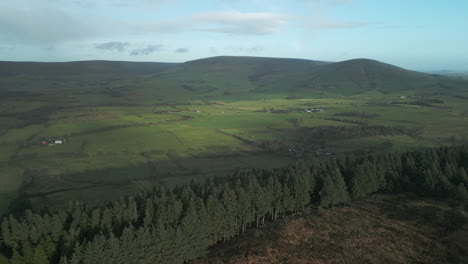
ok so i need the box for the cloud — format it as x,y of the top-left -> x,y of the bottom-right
0,1 -> 179,46
175,48 -> 189,53
109,0 -> 175,7
333,0 -> 353,3
309,20 -> 370,30
0,44 -> 16,52
225,45 -> 264,53
130,44 -> 162,56
0,3 -> 98,44
127,21 -> 189,34
47,0 -> 173,8
1,0 -> 364,52
127,11 -> 289,36
95,41 -> 130,52
245,46 -> 264,53
304,15 -> 371,31
43,46 -> 55,51
1,0 -> 290,48
307,0 -> 353,4
95,41 -> 163,56
191,11 -> 288,35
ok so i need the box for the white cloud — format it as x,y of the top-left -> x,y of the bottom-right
191,11 -> 288,35
0,0 -> 363,49
47,0 -> 175,8
303,15 -> 371,31
128,11 -> 289,35
130,44 -> 162,56
95,41 -> 130,52
94,41 -> 163,56
225,45 -> 264,53
0,3 -> 99,44
127,21 -> 191,34
307,0 -> 353,4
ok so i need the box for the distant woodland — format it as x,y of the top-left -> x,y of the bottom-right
1,145 -> 468,264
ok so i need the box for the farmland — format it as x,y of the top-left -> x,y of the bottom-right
1,56 -> 468,214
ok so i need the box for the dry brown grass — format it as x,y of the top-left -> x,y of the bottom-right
207,101 -> 226,105
192,194 -> 468,264
71,112 -> 116,121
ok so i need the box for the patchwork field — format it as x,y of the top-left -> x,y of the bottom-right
1,57 -> 468,214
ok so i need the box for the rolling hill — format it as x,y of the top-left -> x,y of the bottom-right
308,58 -> 435,93
0,60 -> 176,76
170,56 -> 465,96
1,55 -> 468,217
1,56 -> 465,98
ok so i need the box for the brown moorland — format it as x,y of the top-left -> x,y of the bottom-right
192,194 -> 468,264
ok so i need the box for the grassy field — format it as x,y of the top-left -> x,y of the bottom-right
1,57 -> 468,214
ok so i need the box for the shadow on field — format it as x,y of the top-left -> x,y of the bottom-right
7,151 -> 292,214
7,164 -> 153,214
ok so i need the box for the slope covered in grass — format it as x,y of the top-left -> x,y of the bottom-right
1,56 -> 468,215
0,60 -> 176,76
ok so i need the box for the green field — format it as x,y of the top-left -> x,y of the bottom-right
1,56 -> 468,214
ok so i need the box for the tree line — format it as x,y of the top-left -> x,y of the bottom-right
1,145 -> 467,263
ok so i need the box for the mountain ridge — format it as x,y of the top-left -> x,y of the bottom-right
1,56 -> 466,96
0,56 -> 415,75
0,60 -> 177,76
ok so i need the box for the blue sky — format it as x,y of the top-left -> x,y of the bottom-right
0,0 -> 467,71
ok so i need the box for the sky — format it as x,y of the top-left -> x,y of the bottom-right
0,0 -> 467,71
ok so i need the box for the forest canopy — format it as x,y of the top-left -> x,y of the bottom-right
1,145 -> 467,264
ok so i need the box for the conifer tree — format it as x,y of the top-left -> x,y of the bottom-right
206,194 -> 224,242
34,243 -> 50,264
0,145 -> 467,263
453,183 -> 468,205
59,256 -> 68,264
0,254 -> 9,264
319,168 -> 350,207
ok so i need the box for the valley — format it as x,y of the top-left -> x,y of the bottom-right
1,56 -> 468,215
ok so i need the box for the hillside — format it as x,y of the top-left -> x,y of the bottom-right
1,56 -> 465,97
169,56 -> 465,96
192,194 -> 468,264
182,56 -> 327,75
306,58 -> 435,93
0,60 -> 176,76
1,56 -> 468,217
1,145 -> 467,263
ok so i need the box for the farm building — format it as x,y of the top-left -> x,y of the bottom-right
304,108 -> 323,113
39,138 -> 67,146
